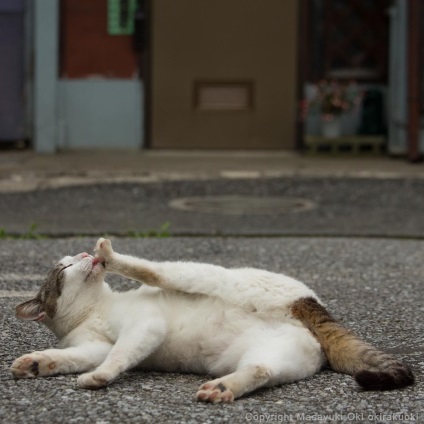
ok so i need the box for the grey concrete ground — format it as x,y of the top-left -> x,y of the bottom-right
0,150 -> 424,193
1,238 -> 423,424
0,151 -> 423,423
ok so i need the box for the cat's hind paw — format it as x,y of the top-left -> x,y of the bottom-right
11,352 -> 56,379
94,238 -> 114,261
77,370 -> 113,390
196,381 -> 235,403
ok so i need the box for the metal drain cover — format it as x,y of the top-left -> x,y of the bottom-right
169,195 -> 316,215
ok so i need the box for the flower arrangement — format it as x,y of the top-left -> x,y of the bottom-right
303,80 -> 363,122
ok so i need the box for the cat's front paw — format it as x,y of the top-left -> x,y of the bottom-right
11,352 -> 56,379
94,238 -> 115,267
196,381 -> 235,403
77,370 -> 114,390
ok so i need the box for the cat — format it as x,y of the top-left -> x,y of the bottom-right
11,238 -> 414,402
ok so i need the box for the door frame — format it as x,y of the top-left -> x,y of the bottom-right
142,0 -> 153,148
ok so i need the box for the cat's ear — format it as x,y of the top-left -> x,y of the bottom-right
15,298 -> 46,321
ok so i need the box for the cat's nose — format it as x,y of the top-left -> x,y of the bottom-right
81,252 -> 90,258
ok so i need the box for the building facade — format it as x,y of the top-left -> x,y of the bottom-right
0,0 -> 422,156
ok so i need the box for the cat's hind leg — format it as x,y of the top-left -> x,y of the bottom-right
197,324 -> 324,403
94,238 -> 232,295
94,238 -> 264,302
93,238 -> 162,287
196,365 -> 271,403
94,239 -> 319,318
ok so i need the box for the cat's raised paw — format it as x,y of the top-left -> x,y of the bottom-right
196,381 -> 235,403
77,370 -> 113,390
94,238 -> 114,261
10,352 -> 55,379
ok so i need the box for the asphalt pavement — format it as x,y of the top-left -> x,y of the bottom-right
0,177 -> 423,237
0,152 -> 423,423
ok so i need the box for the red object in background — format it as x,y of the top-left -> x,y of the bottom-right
60,0 -> 138,78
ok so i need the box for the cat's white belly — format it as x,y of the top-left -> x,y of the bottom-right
137,298 -> 247,373
136,295 -> 321,377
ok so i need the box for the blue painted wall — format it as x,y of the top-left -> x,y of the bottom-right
58,80 -> 143,149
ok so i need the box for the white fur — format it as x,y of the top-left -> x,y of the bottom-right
11,239 -> 325,402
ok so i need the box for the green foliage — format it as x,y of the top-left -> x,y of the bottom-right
22,223 -> 45,239
0,223 -> 45,239
0,222 -> 172,239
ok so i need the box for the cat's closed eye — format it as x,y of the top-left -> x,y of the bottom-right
57,264 -> 73,278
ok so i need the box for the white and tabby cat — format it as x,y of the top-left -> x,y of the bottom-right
11,238 -> 413,402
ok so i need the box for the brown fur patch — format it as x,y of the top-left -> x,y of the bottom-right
135,269 -> 161,286
38,266 -> 66,318
111,262 -> 162,287
17,265 -> 66,320
291,297 -> 363,373
291,297 -> 414,390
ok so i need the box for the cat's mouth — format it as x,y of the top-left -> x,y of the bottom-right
83,258 -> 106,281
92,258 -> 106,268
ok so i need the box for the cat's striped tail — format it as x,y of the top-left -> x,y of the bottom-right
291,297 -> 414,390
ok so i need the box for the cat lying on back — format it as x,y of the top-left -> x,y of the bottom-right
11,238 -> 413,402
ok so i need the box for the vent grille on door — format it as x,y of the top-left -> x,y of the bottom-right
194,81 -> 253,111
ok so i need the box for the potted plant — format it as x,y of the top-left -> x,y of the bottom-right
305,80 -> 363,138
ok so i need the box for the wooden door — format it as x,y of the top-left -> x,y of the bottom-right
150,0 -> 298,149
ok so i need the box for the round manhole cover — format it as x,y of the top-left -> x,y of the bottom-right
169,195 -> 316,215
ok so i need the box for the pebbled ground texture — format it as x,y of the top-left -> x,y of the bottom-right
0,237 -> 422,423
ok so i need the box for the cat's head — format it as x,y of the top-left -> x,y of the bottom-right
15,252 -> 107,327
